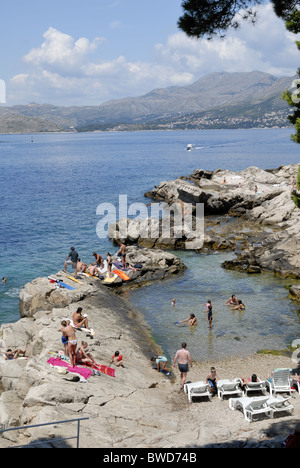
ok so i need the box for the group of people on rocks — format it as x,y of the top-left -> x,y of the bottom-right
58,307 -> 124,370
63,243 -> 127,279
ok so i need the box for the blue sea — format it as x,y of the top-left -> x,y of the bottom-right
0,129 -> 299,360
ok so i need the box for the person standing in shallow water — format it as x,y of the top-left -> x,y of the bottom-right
207,300 -> 213,329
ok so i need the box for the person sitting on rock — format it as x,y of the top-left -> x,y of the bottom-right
110,350 -> 124,368
72,307 -> 89,330
75,341 -> 95,366
75,258 -> 87,277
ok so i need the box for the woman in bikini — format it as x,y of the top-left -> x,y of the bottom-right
72,307 -> 89,330
107,252 -> 113,278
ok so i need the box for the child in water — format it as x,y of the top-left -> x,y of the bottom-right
207,300 -> 213,329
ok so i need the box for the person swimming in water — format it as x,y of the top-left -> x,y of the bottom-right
233,300 -> 245,310
178,313 -> 197,326
225,294 -> 238,306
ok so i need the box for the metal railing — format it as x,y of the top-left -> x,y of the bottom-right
0,417 -> 89,448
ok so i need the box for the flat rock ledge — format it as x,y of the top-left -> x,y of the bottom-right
19,246 -> 186,320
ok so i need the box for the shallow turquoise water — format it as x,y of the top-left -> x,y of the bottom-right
127,251 -> 300,361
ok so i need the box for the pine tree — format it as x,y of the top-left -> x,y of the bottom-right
291,166 -> 300,208
282,10 -> 300,144
178,1 -> 300,39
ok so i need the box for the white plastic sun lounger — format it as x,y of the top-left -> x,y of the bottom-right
217,379 -> 244,400
243,379 -> 268,397
184,381 -> 212,403
267,395 -> 294,417
229,396 -> 272,423
266,368 -> 294,397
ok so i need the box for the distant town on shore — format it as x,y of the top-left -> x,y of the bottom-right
0,71 -> 294,134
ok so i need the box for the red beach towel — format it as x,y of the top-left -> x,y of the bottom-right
85,362 -> 116,377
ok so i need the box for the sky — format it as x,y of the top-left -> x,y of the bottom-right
0,0 -> 299,106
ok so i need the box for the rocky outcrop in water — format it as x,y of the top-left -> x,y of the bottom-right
143,164 -> 300,278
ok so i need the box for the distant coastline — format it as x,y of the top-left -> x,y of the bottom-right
0,70 -> 293,134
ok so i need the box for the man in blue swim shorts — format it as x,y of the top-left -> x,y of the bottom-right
173,342 -> 193,390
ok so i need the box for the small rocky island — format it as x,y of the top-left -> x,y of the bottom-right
0,164 -> 299,448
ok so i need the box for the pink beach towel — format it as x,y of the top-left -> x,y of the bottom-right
47,357 -> 93,380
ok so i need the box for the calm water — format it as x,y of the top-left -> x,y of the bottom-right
127,251 -> 300,361
0,129 -> 299,360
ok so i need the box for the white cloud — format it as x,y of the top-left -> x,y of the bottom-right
23,27 -> 104,72
0,79 -> 6,103
154,4 -> 299,78
7,4 -> 300,106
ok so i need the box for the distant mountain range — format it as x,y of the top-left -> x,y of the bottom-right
0,71 -> 294,133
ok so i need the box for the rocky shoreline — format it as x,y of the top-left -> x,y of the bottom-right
1,268 -> 299,448
1,164 -> 300,448
0,266 -> 177,447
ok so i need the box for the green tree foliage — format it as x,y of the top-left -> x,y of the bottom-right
178,1 -> 300,145
282,10 -> 300,144
272,0 -> 300,18
291,166 -> 300,208
178,0 -> 299,38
